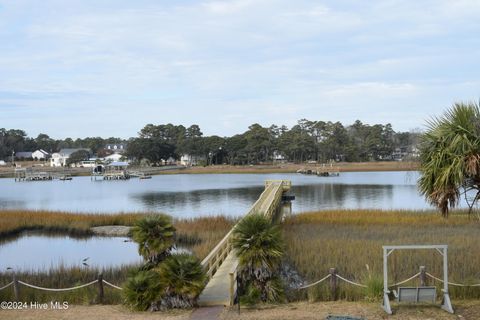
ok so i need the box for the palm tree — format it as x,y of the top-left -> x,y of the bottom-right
154,253 -> 206,309
123,269 -> 162,311
131,214 -> 176,265
418,101 -> 480,217
232,213 -> 284,303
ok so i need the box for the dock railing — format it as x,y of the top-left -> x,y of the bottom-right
200,180 -> 291,304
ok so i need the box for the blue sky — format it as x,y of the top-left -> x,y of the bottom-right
1,0 -> 479,139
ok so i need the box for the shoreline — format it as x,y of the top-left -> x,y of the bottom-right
0,161 -> 419,178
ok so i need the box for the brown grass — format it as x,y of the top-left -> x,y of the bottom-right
0,210 -> 234,261
175,216 -> 235,260
0,210 -> 144,238
155,161 -> 420,175
283,209 -> 480,301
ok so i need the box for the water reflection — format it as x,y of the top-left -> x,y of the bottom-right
0,231 -> 142,272
135,187 -> 263,217
0,171 -> 436,216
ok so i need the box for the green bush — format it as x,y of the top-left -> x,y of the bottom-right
123,269 -> 162,311
154,253 -> 206,310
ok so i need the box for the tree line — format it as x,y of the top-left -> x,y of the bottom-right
0,119 -> 420,164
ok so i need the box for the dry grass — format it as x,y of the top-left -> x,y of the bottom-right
0,210 -> 145,238
0,265 -> 137,304
175,216 -> 235,260
156,161 -> 419,175
283,209 -> 480,301
0,210 -> 233,261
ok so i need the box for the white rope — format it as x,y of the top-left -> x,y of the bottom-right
336,274 -> 367,288
295,274 -> 331,290
18,280 -> 99,292
102,279 -> 123,290
0,281 -> 13,291
389,272 -> 421,287
426,273 -> 480,287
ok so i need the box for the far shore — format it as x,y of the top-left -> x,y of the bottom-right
0,161 -> 419,178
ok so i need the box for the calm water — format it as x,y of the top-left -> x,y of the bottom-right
0,232 -> 142,271
0,171 -> 431,217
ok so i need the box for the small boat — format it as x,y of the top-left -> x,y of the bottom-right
59,174 -> 73,181
139,175 -> 152,180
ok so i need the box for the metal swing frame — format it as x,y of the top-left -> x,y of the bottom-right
382,245 -> 454,315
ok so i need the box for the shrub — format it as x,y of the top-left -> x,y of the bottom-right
123,269 -> 162,311
232,213 -> 285,303
153,253 -> 206,310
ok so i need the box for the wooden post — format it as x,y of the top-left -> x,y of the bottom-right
329,268 -> 337,301
12,273 -> 19,301
97,273 -> 104,304
419,266 -> 427,287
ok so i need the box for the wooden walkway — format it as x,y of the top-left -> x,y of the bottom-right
198,180 -> 291,307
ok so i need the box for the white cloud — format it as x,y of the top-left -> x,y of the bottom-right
0,0 -> 479,137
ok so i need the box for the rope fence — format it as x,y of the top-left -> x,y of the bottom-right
102,279 -> 123,290
426,272 -> 480,287
0,281 -> 13,291
336,274 -> 367,288
296,274 -> 331,289
389,272 -> 421,287
0,274 -> 124,302
17,280 -> 99,292
295,268 -> 480,292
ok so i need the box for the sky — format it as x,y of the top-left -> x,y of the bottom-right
0,0 -> 479,139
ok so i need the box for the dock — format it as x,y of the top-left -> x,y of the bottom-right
198,180 -> 292,307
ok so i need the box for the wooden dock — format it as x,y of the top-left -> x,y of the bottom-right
198,180 -> 291,307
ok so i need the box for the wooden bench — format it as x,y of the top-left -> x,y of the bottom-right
393,287 -> 437,303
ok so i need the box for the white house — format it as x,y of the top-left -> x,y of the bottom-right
104,153 -> 124,162
50,148 -> 90,167
273,151 -> 286,163
32,149 -> 50,160
180,154 -> 205,166
105,143 -> 127,153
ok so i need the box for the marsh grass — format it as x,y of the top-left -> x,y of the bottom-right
283,209 -> 480,301
0,264 -> 138,304
0,210 -> 144,238
0,210 -> 234,260
175,216 -> 236,259
0,210 -> 234,304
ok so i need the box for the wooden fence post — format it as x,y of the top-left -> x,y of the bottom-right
419,266 -> 427,287
12,273 -> 19,301
97,273 -> 104,304
329,268 -> 337,301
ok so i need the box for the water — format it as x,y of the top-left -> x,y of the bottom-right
0,232 -> 142,272
0,171 -> 431,217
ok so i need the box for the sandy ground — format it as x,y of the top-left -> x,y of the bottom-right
0,304 -> 190,320
220,301 -> 480,320
1,301 -> 478,320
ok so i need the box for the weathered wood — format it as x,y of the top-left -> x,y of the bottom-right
12,273 -> 19,301
419,266 -> 427,287
329,268 -> 338,301
97,273 -> 104,304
